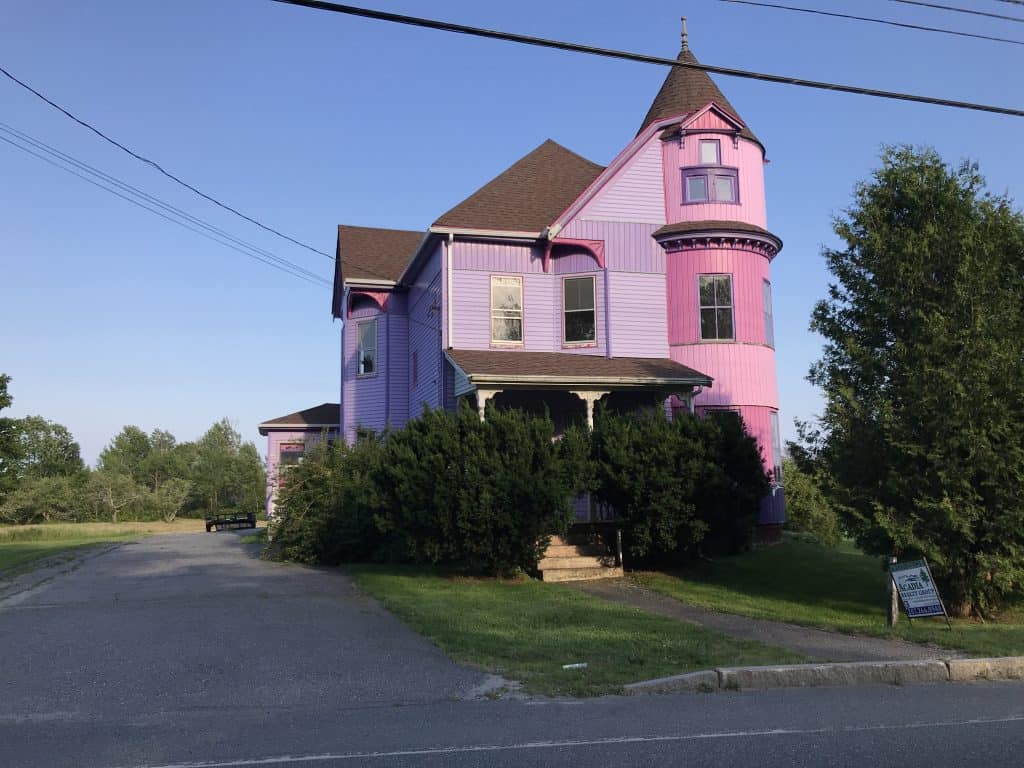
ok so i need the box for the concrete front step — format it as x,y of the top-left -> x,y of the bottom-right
541,566 -> 624,583
544,544 -> 605,558
538,555 -> 611,570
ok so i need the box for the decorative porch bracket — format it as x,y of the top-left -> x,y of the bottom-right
570,390 -> 610,431
475,387 -> 502,421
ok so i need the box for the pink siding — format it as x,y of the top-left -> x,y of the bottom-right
558,220 -> 665,274
672,344 -> 779,408
686,109 -> 740,131
666,247 -> 771,345
575,137 -> 666,225
662,136 -> 767,228
606,271 -> 668,358
265,427 -> 338,516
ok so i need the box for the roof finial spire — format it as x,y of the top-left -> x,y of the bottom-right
681,16 -> 689,52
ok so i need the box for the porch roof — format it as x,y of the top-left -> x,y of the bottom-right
446,349 -> 712,390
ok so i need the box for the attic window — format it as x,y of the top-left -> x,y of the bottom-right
699,139 -> 720,165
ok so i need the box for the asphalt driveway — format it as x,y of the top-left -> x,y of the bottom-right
0,532 -> 484,728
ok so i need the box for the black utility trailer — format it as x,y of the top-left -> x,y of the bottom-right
205,512 -> 257,532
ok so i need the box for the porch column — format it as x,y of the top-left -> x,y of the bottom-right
476,387 -> 502,421
570,390 -> 610,431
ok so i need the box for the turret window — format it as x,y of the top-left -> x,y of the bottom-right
699,139 -> 721,165
682,167 -> 739,204
699,274 -> 734,340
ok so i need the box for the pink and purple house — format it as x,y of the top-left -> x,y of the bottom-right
261,37 -> 785,529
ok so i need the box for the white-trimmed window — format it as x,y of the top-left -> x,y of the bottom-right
763,279 -> 775,347
699,274 -> 734,340
491,276 -> 523,343
563,276 -> 596,345
357,319 -> 377,376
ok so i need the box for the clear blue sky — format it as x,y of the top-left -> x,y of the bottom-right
2,0 -> 1021,464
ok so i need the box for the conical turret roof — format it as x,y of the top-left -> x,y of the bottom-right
638,47 -> 758,145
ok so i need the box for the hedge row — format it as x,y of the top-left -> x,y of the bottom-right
270,404 -> 769,575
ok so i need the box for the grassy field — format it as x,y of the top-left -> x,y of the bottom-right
0,520 -> 207,574
349,564 -> 803,696
634,536 -> 1024,658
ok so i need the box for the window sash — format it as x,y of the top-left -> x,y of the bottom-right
563,276 -> 596,344
491,276 -> 523,343
357,320 -> 377,375
763,280 -> 774,347
699,139 -> 721,165
682,167 -> 739,204
698,275 -> 734,340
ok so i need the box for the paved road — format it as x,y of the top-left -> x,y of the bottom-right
2,533 -> 1023,768
574,577 -> 955,662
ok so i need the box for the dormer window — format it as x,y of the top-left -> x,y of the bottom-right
699,139 -> 720,165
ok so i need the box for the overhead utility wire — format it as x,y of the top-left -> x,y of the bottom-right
720,0 -> 1024,46
269,0 -> 1024,118
0,65 -> 336,263
0,122 -> 330,286
0,63 -> 396,282
0,128 -> 331,288
888,0 -> 1024,23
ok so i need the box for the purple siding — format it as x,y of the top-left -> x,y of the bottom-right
342,304 -> 388,442
407,244 -> 444,417
558,220 -> 665,273
574,137 -> 666,225
452,241 -> 545,273
606,271 -> 668,357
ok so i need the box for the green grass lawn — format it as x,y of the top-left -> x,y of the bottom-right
348,564 -> 804,697
633,536 -> 1024,658
0,520 -> 207,574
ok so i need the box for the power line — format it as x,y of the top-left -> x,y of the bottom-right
0,63 -> 397,282
0,126 -> 332,288
0,122 -> 331,286
269,0 -> 1024,118
888,0 -> 1024,23
0,64 -> 336,262
721,0 -> 1024,46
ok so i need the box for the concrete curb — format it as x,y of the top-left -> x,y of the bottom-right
624,657 -> 1024,694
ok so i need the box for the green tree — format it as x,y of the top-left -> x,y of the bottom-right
188,418 -> 265,516
87,471 -> 145,523
807,146 -> 1024,615
0,374 -> 21,498
780,456 -> 841,547
12,416 -> 85,480
0,474 -> 89,524
148,477 -> 192,523
97,426 -> 152,484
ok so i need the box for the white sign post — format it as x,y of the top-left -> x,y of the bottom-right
889,559 -> 951,628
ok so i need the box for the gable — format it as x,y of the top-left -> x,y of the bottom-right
571,136 -> 665,226
680,103 -> 743,133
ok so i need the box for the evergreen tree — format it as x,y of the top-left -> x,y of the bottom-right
807,146 -> 1024,615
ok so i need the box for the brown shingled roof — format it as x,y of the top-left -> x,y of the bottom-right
654,220 -> 773,238
433,140 -> 604,233
448,349 -> 711,386
258,403 -> 340,435
336,225 -> 424,282
638,47 -> 758,145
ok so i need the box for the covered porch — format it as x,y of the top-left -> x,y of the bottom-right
445,348 -> 713,432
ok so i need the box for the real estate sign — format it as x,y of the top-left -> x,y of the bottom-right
890,560 -> 945,619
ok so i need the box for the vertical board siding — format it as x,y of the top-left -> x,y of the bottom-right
666,247 -> 771,344
688,110 -> 739,131
576,138 -> 666,225
551,251 -> 602,274
343,304 -> 387,442
671,343 -> 779,408
662,136 -> 767,228
558,220 -> 665,273
408,270 -> 443,417
607,271 -> 669,357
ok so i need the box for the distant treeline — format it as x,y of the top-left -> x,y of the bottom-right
0,374 -> 264,524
